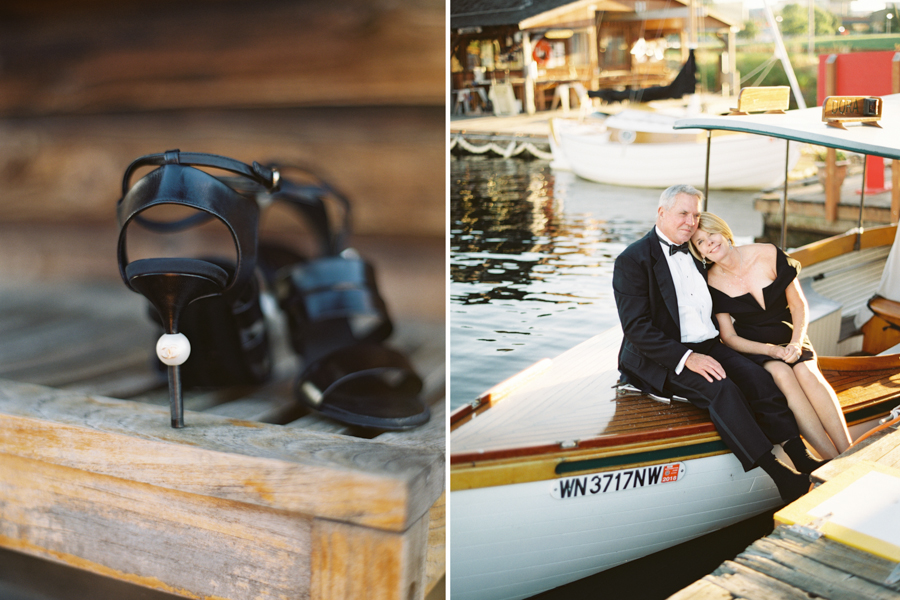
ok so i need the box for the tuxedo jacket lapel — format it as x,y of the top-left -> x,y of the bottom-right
649,233 -> 681,331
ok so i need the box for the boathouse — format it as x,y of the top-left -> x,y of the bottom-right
451,0 -> 740,115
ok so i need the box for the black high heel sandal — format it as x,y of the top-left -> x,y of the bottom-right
116,150 -> 281,428
254,165 -> 430,430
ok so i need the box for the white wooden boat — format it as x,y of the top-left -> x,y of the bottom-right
551,109 -> 802,190
547,116 -> 606,172
450,90 -> 900,600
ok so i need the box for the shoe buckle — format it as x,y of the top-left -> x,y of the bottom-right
271,168 -> 281,190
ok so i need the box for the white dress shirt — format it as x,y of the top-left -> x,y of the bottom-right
656,227 -> 719,373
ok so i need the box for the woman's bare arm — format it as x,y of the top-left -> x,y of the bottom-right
784,279 -> 809,351
715,312 -> 790,360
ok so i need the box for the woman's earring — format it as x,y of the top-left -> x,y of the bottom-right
702,256 -> 707,267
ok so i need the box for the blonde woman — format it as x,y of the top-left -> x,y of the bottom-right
690,212 -> 851,460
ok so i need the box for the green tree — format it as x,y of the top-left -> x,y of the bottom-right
738,19 -> 760,39
869,8 -> 899,33
779,3 -> 840,36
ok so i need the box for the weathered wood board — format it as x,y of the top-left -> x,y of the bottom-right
814,424 -> 900,484
669,524 -> 900,600
0,0 -> 445,115
0,107 -> 445,237
0,281 -> 446,599
0,0 -> 446,237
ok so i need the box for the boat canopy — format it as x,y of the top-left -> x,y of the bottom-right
673,92 -> 900,159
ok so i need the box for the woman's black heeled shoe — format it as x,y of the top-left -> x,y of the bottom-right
255,164 -> 430,430
117,150 -> 281,428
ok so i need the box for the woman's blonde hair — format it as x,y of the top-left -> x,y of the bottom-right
689,212 -> 736,263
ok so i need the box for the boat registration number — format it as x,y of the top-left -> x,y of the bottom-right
551,462 -> 686,500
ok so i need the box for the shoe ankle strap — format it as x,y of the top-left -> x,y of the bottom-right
121,149 -> 281,195
259,163 -> 352,255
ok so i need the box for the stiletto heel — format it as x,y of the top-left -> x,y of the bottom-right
128,263 -> 226,427
167,365 -> 184,428
117,150 -> 280,427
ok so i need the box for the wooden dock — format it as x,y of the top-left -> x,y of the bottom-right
668,422 -> 900,600
755,167 -> 899,236
0,279 -> 445,600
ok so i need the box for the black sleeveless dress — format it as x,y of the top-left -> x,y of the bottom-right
709,246 -> 815,366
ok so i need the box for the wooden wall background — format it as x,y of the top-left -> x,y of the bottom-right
0,0 -> 446,319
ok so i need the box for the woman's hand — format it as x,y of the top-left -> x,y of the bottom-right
782,342 -> 802,364
769,344 -> 788,360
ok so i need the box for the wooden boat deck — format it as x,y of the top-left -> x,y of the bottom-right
451,325 -> 712,456
0,280 -> 445,599
451,323 -> 900,490
669,420 -> 900,600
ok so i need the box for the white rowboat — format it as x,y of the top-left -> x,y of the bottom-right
552,109 -> 801,190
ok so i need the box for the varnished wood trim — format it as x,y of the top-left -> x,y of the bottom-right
451,420 -> 718,466
818,353 -> 900,371
869,297 -> 900,323
789,225 -> 896,267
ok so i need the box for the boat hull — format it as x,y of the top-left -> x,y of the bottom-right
450,453 -> 781,600
558,128 -> 799,190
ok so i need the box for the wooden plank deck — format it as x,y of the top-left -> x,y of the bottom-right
668,418 -> 900,600
450,326 -> 711,457
0,280 -> 445,600
451,324 -> 900,460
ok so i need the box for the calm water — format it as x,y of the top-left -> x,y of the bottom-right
449,155 -> 766,410
449,155 -> 787,599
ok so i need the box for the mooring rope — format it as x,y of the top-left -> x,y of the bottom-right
450,134 -> 554,160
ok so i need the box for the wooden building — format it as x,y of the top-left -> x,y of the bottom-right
451,0 -> 739,115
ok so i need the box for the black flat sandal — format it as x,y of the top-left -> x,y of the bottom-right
255,165 -> 430,430
116,150 -> 281,428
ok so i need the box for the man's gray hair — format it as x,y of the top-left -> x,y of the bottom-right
659,184 -> 703,210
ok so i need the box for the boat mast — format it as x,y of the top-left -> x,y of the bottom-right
761,0 -> 807,109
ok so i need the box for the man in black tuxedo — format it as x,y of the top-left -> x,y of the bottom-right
613,184 -> 821,503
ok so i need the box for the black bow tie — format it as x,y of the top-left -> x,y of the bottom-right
662,240 -> 690,256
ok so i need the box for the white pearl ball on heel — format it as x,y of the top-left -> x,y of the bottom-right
156,333 -> 191,366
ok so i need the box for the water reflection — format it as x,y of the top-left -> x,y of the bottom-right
450,156 -> 634,408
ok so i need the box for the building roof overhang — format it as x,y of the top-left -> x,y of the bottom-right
451,0 -> 736,33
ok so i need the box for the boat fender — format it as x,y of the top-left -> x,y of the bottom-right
618,129 -> 636,144
532,39 -> 551,66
